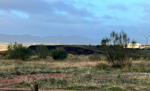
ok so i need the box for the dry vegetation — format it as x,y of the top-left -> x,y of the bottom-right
0,54 -> 150,91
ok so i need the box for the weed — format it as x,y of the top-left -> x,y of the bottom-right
96,63 -> 110,70
13,85 -> 21,88
109,87 -> 124,91
126,86 -> 136,90
65,86 -> 100,90
88,52 -> 101,61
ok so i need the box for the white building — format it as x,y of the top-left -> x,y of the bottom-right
127,43 -> 141,48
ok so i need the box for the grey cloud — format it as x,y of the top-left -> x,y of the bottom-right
107,4 -> 128,11
0,11 -> 101,37
0,0 -> 92,17
50,1 -> 92,17
0,0 -> 94,24
0,0 -> 51,14
140,3 -> 150,21
131,2 -> 150,21
127,2 -> 150,22
30,13 -> 99,24
140,3 -> 150,13
102,15 -> 113,19
101,15 -> 122,23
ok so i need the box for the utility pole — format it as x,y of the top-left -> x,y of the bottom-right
144,36 -> 150,45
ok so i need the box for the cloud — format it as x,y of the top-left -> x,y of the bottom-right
140,3 -> 150,21
0,0 -> 95,24
10,10 -> 29,18
131,2 -> 150,22
0,1 -> 102,38
102,15 -> 113,19
107,4 -> 128,11
50,1 -> 92,17
0,0 -> 92,17
0,0 -> 51,14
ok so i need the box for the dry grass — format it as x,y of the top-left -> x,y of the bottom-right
25,54 -> 100,68
50,61 -> 98,68
0,42 -> 8,51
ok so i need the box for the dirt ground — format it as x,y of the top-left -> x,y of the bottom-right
0,73 -> 73,91
0,73 -> 147,91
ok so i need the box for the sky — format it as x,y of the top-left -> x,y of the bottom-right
0,0 -> 150,44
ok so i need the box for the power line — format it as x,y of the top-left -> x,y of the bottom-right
144,36 -> 150,45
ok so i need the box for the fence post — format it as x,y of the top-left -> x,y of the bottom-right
31,84 -> 38,91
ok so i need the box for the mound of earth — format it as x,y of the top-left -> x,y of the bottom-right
29,45 -> 102,55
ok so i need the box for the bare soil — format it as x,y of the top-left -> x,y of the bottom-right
0,73 -> 73,91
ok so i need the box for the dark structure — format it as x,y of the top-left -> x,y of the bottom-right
28,45 -> 102,55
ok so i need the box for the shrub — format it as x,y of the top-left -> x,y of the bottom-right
111,64 -> 122,68
36,44 -> 48,59
131,50 -> 142,60
51,48 -> 68,60
1,51 -> 8,57
7,42 -> 34,60
101,30 -> 134,68
96,63 -> 110,70
0,51 -> 10,59
143,54 -> 150,61
88,52 -> 101,61
138,63 -> 147,72
131,54 -> 141,61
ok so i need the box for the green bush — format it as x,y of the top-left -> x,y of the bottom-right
51,48 -> 68,60
96,63 -> 110,70
7,42 -> 34,60
36,44 -> 48,59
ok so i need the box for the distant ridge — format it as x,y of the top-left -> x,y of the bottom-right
0,33 -> 100,44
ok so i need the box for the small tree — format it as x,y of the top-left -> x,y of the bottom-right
7,42 -> 34,60
101,31 -> 134,67
51,48 -> 68,60
131,40 -> 137,48
36,44 -> 48,59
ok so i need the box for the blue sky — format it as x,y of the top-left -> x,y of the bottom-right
0,0 -> 150,44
